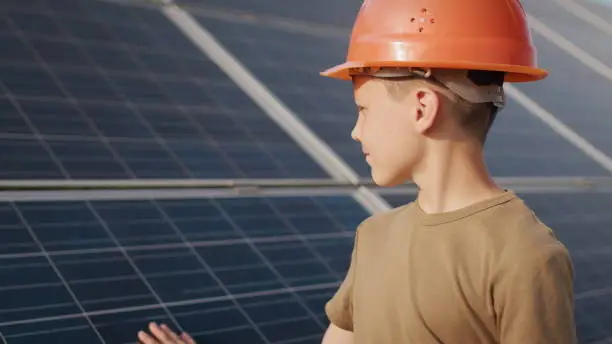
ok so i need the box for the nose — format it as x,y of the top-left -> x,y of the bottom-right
351,115 -> 362,142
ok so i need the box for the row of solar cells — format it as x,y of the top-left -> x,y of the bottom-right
1,0 -> 612,180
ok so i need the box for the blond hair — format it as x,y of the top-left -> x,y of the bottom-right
381,77 -> 496,143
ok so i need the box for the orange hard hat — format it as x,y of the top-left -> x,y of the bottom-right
321,0 -> 548,82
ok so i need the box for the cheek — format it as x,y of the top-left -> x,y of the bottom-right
369,115 -> 413,153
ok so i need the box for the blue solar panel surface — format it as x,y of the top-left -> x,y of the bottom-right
515,36 -> 612,161
0,195 -> 367,343
198,14 -> 610,178
196,17 -> 371,177
0,0 -> 327,179
522,0 -> 612,66
578,0 -> 612,18
176,0 -> 360,27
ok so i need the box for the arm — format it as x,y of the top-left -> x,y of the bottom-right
322,323 -> 354,344
322,227 -> 361,343
494,243 -> 577,344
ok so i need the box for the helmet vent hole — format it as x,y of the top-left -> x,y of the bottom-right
411,9 -> 433,32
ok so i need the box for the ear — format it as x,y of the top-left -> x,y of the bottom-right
411,87 -> 441,134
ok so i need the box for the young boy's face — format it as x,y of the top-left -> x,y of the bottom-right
351,76 -> 436,187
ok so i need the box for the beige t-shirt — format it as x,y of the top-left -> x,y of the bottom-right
326,191 -> 577,344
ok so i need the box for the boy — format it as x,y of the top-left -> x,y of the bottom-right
321,0 -> 577,343
137,0 -> 577,343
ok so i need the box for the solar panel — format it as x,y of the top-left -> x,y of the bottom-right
514,35 -> 612,163
198,15 -> 610,178
175,0 -> 361,27
520,0 -> 612,66
0,195 -> 368,344
0,1 -> 328,180
575,0 -> 612,18
381,191 -> 612,344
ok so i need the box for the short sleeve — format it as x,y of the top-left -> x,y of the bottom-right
325,229 -> 360,331
494,243 -> 577,344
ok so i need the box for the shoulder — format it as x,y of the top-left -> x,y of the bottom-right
485,197 -> 573,279
479,196 -> 564,252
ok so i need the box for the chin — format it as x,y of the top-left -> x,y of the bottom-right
371,170 -> 409,187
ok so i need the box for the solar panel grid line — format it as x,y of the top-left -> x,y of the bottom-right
259,198 -> 346,281
107,200 -> 272,344
8,203 -> 108,344
11,325 -> 92,343
0,86 -> 71,179
0,230 -> 353,264
551,0 -> 612,35
3,14 -> 139,180
84,201 -> 187,335
0,281 -> 340,328
504,84 -> 612,174
181,3 -> 350,39
207,199 -> 328,330
528,13 -> 612,81
575,285 -> 612,300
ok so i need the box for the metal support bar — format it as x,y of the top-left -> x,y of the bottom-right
2,177 -> 612,202
0,186 -> 360,203
1,176 -> 611,191
0,178 -> 370,191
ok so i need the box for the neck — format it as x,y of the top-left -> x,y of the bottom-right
412,141 -> 504,214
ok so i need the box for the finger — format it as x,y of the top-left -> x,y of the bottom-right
138,330 -> 158,344
161,324 -> 182,342
149,322 -> 172,343
180,332 -> 197,344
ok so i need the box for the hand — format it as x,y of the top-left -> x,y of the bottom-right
137,322 -> 196,344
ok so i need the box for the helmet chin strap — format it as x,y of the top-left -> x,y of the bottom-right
349,67 -> 506,109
